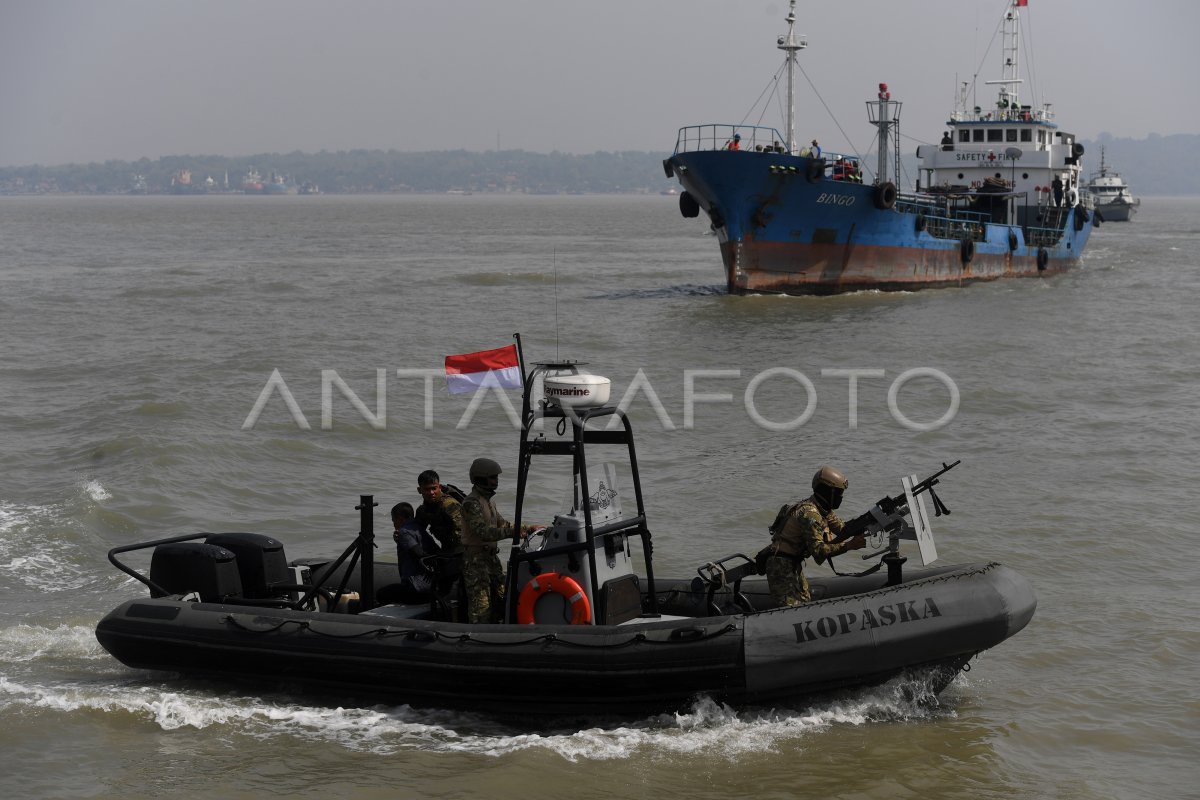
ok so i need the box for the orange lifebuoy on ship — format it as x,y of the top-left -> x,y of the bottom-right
516,572 -> 592,625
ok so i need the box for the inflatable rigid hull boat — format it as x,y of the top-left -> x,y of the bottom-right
95,347 -> 1036,716
95,561 -> 1033,716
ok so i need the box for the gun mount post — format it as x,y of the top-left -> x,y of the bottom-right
883,546 -> 907,586
356,494 -> 378,610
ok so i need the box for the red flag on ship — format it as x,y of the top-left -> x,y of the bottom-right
1015,0 -> 1028,7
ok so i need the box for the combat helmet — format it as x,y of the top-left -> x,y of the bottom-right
469,457 -> 503,479
811,465 -> 848,510
812,466 -> 848,492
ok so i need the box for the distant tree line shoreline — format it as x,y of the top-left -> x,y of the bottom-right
1,133 -> 1196,196
0,149 -> 680,196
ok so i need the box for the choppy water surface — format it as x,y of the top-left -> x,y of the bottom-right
1,194 -> 1196,799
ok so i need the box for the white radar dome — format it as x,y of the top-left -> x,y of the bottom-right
543,374 -> 611,408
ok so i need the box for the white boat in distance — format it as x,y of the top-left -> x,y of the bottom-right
1084,147 -> 1139,222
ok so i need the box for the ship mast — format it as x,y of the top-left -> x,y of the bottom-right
986,1 -> 1023,116
868,84 -> 901,186
776,0 -> 807,154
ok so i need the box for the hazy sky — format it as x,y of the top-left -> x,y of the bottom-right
2,0 -> 1196,167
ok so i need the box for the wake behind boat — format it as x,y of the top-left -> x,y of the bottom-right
665,0 -> 1096,295
95,341 -> 1035,717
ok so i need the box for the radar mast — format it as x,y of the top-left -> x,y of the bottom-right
986,2 -> 1023,117
776,0 -> 807,154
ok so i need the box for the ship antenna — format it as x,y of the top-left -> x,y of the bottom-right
777,0 -> 807,154
553,248 -> 560,360
986,1 -> 1023,116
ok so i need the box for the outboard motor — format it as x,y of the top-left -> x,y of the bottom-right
205,532 -> 290,599
149,542 -> 243,602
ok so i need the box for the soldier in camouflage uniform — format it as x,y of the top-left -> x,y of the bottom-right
765,466 -> 866,606
458,458 -> 535,624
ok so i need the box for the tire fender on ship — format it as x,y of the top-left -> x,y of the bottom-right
679,191 -> 700,219
806,158 -> 825,183
915,214 -> 926,233
960,237 -> 975,265
1008,230 -> 1019,251
1037,248 -> 1049,271
517,572 -> 592,625
873,182 -> 897,210
662,159 -> 674,179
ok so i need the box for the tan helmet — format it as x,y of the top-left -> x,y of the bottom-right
469,457 -> 502,479
812,465 -> 848,492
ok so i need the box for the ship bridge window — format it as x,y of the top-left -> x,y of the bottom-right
1006,129 -> 1018,142
973,129 -> 985,142
959,130 -> 970,143
1021,129 -> 1032,142
988,129 -> 1003,142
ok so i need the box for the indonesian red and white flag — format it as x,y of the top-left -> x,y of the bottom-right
444,344 -> 522,394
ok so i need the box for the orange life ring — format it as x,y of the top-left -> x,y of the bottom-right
516,572 -> 592,625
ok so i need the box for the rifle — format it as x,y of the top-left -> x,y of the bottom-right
838,460 -> 960,542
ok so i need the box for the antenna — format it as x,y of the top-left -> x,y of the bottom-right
553,248 -> 560,360
776,0 -> 807,154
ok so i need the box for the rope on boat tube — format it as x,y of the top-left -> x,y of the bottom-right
720,561 -> 1005,619
221,615 -> 739,649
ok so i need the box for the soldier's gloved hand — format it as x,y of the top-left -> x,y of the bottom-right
846,534 -> 867,551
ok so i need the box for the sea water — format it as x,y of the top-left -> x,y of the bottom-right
0,193 -> 1196,799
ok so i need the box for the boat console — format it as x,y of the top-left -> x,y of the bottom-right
501,355 -> 659,626
512,462 -> 643,625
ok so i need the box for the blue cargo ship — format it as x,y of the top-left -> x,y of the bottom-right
665,0 -> 1095,295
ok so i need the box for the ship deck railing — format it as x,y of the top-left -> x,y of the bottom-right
1026,227 -> 1063,247
672,125 -> 863,167
895,192 -> 1071,246
926,216 -> 987,242
1030,205 -> 1071,243
1026,212 -> 1070,247
895,196 -> 990,241
672,124 -> 789,155
948,106 -> 1055,124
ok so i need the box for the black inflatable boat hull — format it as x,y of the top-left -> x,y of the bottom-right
96,562 -> 1034,716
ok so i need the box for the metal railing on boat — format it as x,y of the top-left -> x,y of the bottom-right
672,124 -> 788,155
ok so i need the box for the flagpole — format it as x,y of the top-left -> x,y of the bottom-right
509,331 -> 530,623
513,331 -> 533,432
512,331 -> 527,384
